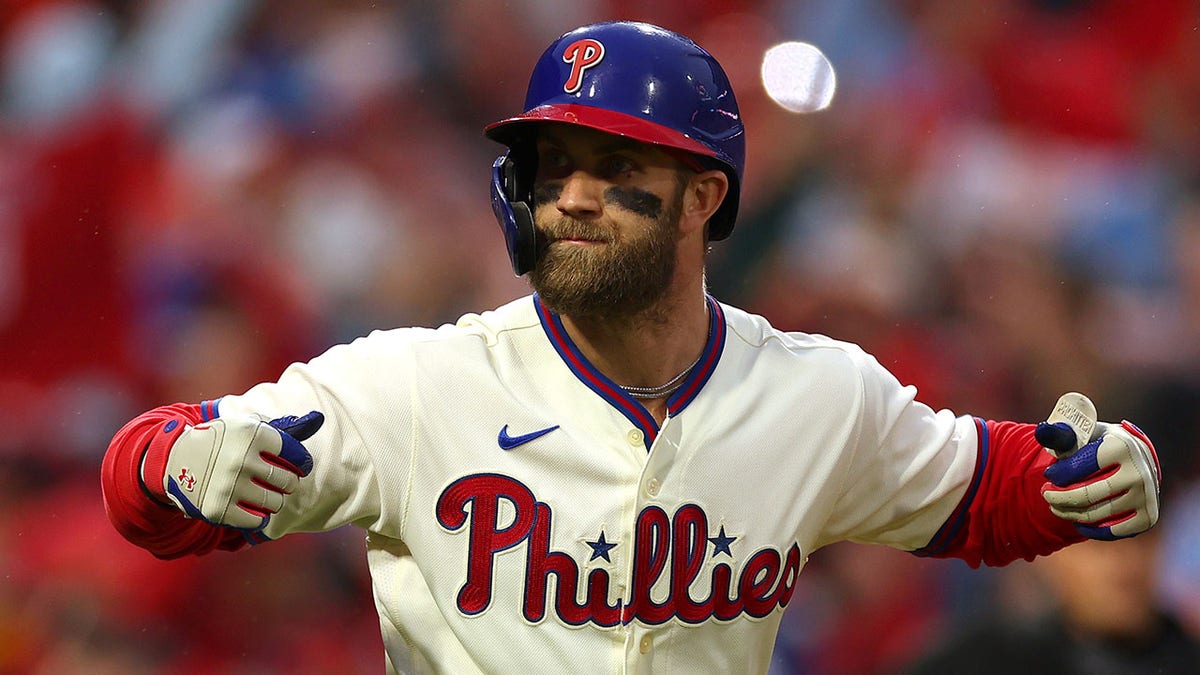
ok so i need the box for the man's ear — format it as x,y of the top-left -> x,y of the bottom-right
681,170 -> 729,236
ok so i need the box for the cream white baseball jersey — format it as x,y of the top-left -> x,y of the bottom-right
213,294 -> 979,674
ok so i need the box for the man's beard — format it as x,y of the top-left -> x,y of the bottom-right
529,185 -> 683,322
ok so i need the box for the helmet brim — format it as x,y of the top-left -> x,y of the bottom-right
485,103 -> 721,163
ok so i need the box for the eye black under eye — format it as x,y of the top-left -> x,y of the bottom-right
604,186 -> 662,219
533,183 -> 562,207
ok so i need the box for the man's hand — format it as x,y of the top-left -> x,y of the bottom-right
152,412 -> 324,533
1035,393 -> 1160,540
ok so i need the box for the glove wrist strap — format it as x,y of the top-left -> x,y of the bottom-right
139,418 -> 190,505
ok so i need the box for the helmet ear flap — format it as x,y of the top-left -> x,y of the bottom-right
490,149 -> 538,276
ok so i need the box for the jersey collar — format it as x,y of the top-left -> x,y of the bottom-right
534,295 -> 726,448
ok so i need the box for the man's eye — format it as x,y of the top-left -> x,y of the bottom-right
602,156 -> 637,177
539,150 -> 571,178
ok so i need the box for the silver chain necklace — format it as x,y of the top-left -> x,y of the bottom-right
618,351 -> 705,400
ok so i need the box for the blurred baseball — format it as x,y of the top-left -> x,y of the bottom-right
760,41 -> 836,113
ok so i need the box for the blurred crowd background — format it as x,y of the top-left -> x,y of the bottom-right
0,0 -> 1197,672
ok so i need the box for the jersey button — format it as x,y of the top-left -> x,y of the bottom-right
639,634 -> 653,654
627,429 -> 644,446
646,478 -> 661,497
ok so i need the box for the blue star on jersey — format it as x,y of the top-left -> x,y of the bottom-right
586,531 -> 617,562
708,525 -> 735,557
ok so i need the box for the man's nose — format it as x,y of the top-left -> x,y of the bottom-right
556,171 -> 604,218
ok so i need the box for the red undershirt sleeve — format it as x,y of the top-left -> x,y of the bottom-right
100,401 -> 248,559
913,418 -> 1085,567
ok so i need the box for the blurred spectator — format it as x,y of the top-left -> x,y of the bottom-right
905,531 -> 1200,674
771,543 -> 954,674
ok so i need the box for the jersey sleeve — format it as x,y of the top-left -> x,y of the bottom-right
813,347 -> 1083,566
813,349 -> 981,552
214,331 -> 410,539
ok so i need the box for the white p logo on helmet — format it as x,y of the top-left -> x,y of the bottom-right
562,39 -> 605,94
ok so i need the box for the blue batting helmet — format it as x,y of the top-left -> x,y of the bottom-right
485,21 -> 745,275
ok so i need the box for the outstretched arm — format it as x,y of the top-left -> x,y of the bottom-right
916,394 -> 1160,567
101,401 -> 323,559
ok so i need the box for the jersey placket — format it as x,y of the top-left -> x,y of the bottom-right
621,413 -> 684,670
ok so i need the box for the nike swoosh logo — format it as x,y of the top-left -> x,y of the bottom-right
498,424 -> 560,450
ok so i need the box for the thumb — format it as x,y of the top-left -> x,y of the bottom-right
1035,421 -> 1079,456
268,411 -> 325,442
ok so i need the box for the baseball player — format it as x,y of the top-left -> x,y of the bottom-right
101,21 -> 1161,674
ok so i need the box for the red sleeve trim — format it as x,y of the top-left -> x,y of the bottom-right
913,418 -> 1084,567
100,402 -> 248,559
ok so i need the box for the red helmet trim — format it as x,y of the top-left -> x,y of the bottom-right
485,103 -> 719,164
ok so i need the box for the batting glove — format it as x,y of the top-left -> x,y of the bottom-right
1035,394 -> 1160,541
157,412 -> 323,533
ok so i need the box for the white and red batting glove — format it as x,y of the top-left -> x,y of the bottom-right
150,412 -> 323,533
1034,393 -> 1160,541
